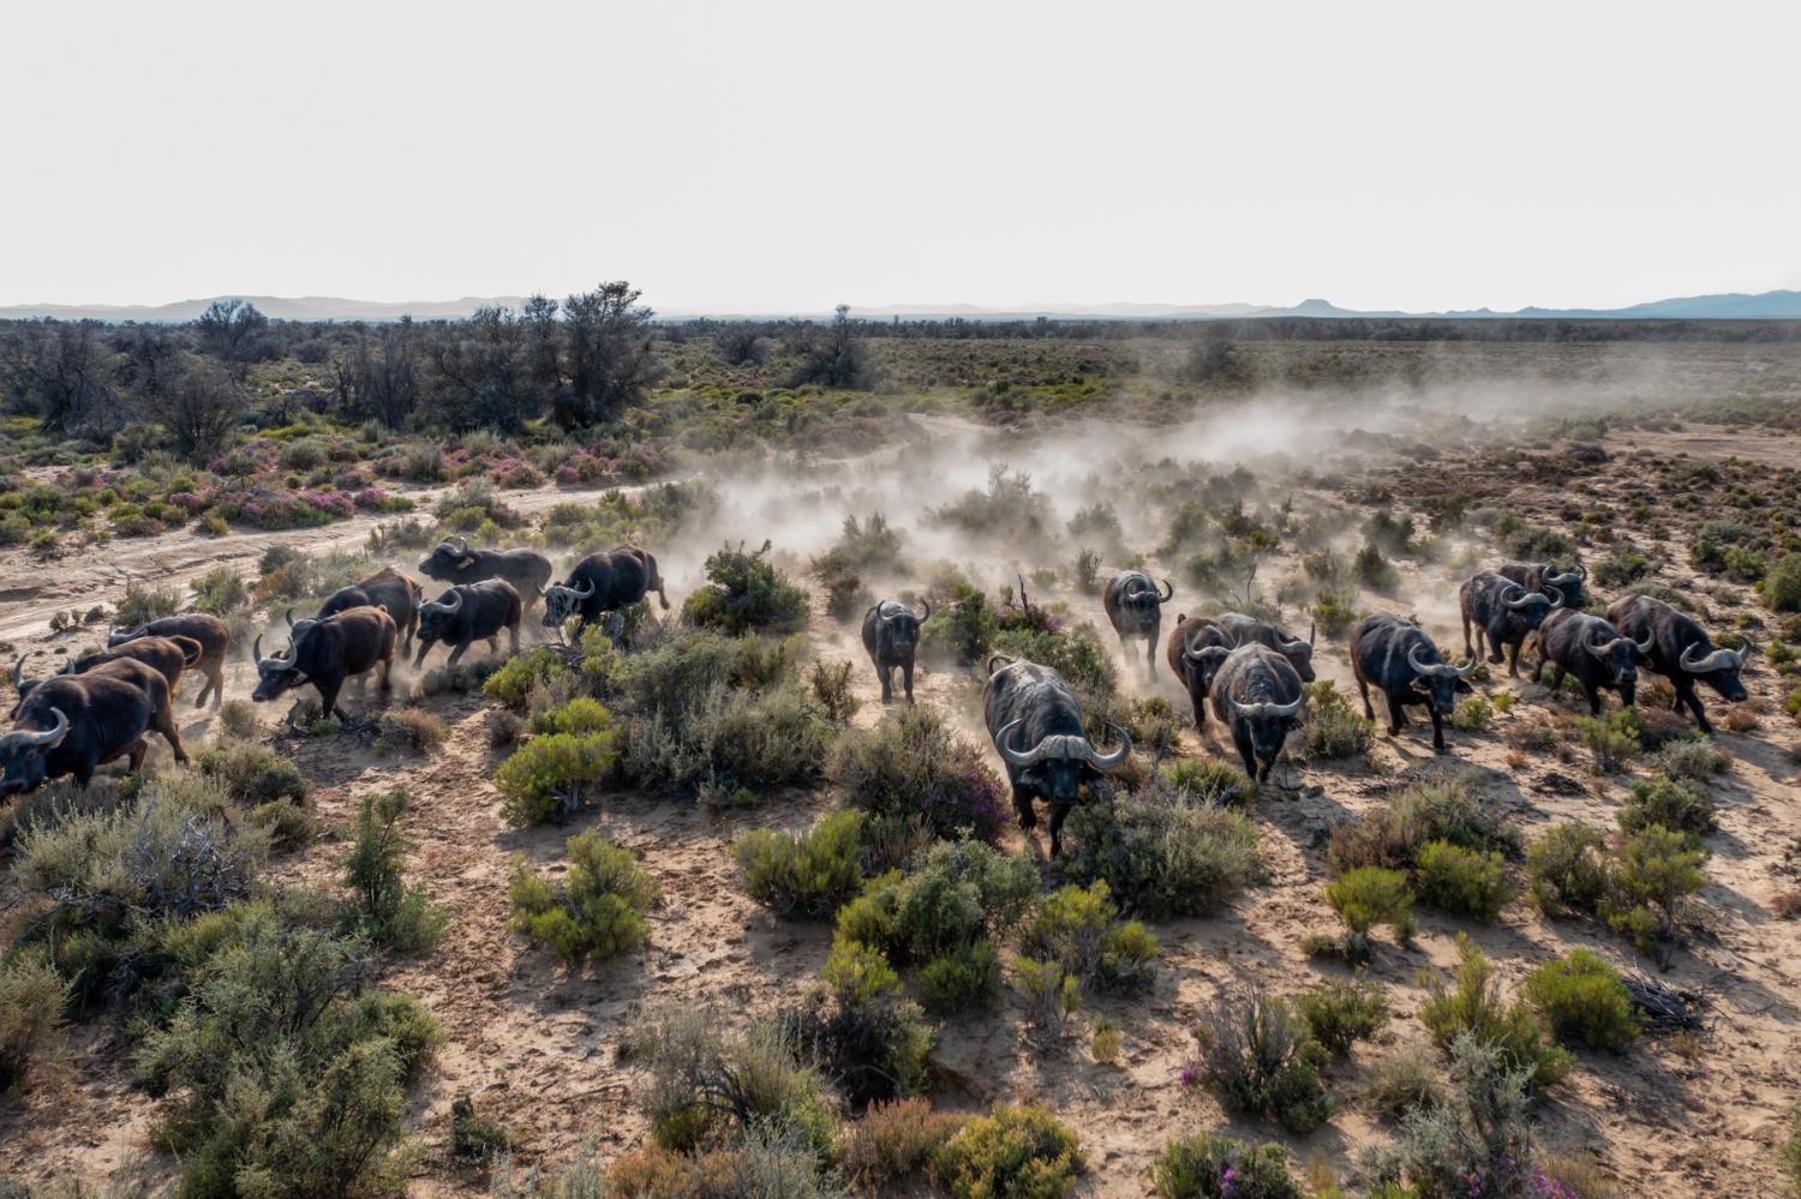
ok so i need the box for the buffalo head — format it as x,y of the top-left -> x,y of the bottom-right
1407,644 -> 1476,713
994,718 -> 1131,807
419,536 -> 477,581
0,707 -> 69,796
1680,641 -> 1749,701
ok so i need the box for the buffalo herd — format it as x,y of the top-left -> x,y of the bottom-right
0,536 -> 1764,861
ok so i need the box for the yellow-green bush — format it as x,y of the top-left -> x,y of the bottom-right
495,729 -> 618,826
933,1103 -> 1084,1199
508,830 -> 659,965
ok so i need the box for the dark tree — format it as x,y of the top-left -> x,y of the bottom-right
333,319 -> 419,428
194,299 -> 271,363
555,282 -> 662,429
789,305 -> 877,390
12,321 -> 122,437
145,356 -> 249,459
424,307 -> 537,432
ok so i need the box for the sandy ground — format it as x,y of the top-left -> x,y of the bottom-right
3,422 -> 1800,1196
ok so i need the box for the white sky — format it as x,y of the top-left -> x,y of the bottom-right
4,0 -> 1798,314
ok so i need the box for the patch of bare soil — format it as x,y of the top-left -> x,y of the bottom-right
4,423 -> 1801,1196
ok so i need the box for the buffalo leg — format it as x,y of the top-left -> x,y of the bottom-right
487,636 -> 500,657
1463,614 -> 1475,660
155,707 -> 189,765
1232,727 -> 1259,780
318,680 -> 346,722
1356,673 -> 1376,720
878,665 -> 894,705
1048,803 -> 1070,858
124,741 -> 146,776
1385,694 -> 1408,735
1677,680 -> 1713,733
446,642 -> 468,669
1550,665 -> 1568,700
1429,706 -> 1446,753
1582,683 -> 1602,715
1189,692 -> 1207,732
508,626 -> 520,654
1505,639 -> 1521,678
1145,634 -> 1158,679
413,639 -> 436,669
902,660 -> 915,706
1011,784 -> 1038,830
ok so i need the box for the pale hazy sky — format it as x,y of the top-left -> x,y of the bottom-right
5,0 -> 1797,313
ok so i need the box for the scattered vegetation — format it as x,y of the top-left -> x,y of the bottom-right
508,830 -> 661,965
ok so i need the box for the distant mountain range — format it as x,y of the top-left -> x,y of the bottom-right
4,289 -> 1801,323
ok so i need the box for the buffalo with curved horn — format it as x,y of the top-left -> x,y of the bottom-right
1500,560 -> 1587,610
413,580 -> 522,668
1209,643 -> 1307,782
861,598 -> 931,705
1102,570 -> 1175,679
1605,594 -> 1746,733
11,635 -> 202,720
419,537 -> 554,613
2,656 -> 185,795
253,607 -> 397,721
1164,615 -> 1236,731
1460,571 -> 1563,678
1351,613 -> 1477,753
542,546 -> 668,637
318,567 -> 424,649
984,657 -> 1131,856
1532,608 -> 1649,715
1215,611 -> 1317,683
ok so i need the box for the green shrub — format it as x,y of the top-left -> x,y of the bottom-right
809,658 -> 861,723
933,1103 -> 1084,1199
218,698 -> 259,740
625,1006 -> 836,1157
1322,867 -> 1415,960
1654,738 -> 1730,782
374,707 -> 448,755
1525,822 -> 1611,918
1012,957 -> 1082,1040
1353,541 -> 1400,593
618,676 -> 835,803
483,647 -> 570,710
0,949 -> 66,1093
1782,1104 -> 1801,1196
1302,680 -> 1374,758
1575,709 -> 1640,773
1017,880 -> 1159,992
528,696 -> 614,736
1312,586 -> 1359,638
450,1094 -> 513,1164
1061,795 -> 1264,921
1356,1045 -> 1446,1123
1450,696 -> 1493,732
189,566 -> 250,615
1189,990 -> 1331,1134
134,909 -> 441,1197
1521,949 -> 1641,1052
114,580 -> 182,627
919,575 -> 998,668
683,540 -> 809,634
1151,1131 -> 1303,1198
784,940 -> 934,1108
1293,980 -> 1388,1057
1327,777 -> 1521,876
495,730 -> 619,826
1619,775 -> 1717,838
197,740 -> 309,807
1418,935 -> 1572,1090
734,809 -> 866,918
831,706 -> 1010,844
508,830 -> 660,965
993,622 -> 1117,704
1760,552 -> 1801,613
1413,841 -> 1515,921
1361,1033 -> 1540,1199
1159,758 -> 1255,806
342,789 -> 445,953
841,1098 -> 964,1190
1599,825 -> 1708,957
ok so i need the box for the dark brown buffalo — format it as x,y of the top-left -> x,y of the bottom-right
0,659 -> 186,796
1499,560 -> 1587,610
861,598 -> 930,705
1164,614 -> 1235,731
1606,594 -> 1746,733
319,566 -> 424,649
1350,613 -> 1475,754
419,537 -> 554,611
1215,611 -> 1316,683
11,635 -> 201,719
1102,571 -> 1174,679
414,580 -> 523,668
985,656 -> 1131,857
1209,643 -> 1306,783
1460,571 -> 1562,677
252,607 -> 397,721
1532,608 -> 1648,715
109,614 -> 229,707
543,546 -> 669,635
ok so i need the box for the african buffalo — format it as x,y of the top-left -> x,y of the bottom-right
1532,608 -> 1647,715
319,566 -> 424,648
1215,611 -> 1316,683
1500,560 -> 1587,610
984,656 -> 1131,857
109,614 -> 229,707
0,660 -> 186,796
10,635 -> 201,719
1350,613 -> 1475,753
252,607 -> 397,721
1209,643 -> 1306,783
861,598 -> 930,705
1606,594 -> 1746,733
1164,615 -> 1235,731
1102,571 -> 1174,678
543,546 -> 669,636
1460,571 -> 1562,677
414,580 -> 523,668
419,537 -> 554,611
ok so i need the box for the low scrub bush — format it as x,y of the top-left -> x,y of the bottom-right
1321,867 -> 1415,962
683,540 -> 809,635
218,698 -> 259,739
831,707 -> 1010,844
1521,949 -> 1641,1052
1327,777 -> 1520,876
1158,758 -> 1255,806
483,647 -> 570,710
1013,956 -> 1082,1041
1188,990 -> 1331,1133
1599,825 -> 1708,958
189,565 -> 250,615
342,788 -> 445,953
783,940 -> 934,1108
1450,696 -> 1493,732
508,830 -> 660,965
1301,680 -> 1373,759
496,727 -> 619,826
450,1094 -> 513,1164
1418,935 -> 1572,1090
841,1098 -> 964,1190
1293,979 -> 1389,1057
1016,880 -> 1160,993
197,740 -> 308,807
1312,585 -> 1359,638
1413,840 -> 1515,921
1619,775 -> 1717,839
1575,709 -> 1640,774
1762,552 -> 1801,613
1061,794 -> 1264,921
1654,738 -> 1730,781
1151,1131 -> 1303,1199
733,809 -> 866,918
620,679 -> 835,802
1353,541 -> 1400,593
374,706 -> 448,755
1356,1045 -> 1446,1123
933,1103 -> 1084,1199
808,658 -> 861,723
0,949 -> 66,1093
114,580 -> 181,627
1525,822 -> 1611,918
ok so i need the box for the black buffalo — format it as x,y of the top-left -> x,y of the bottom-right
1102,571 -> 1174,678
1532,608 -> 1647,715
414,580 -> 523,668
1215,611 -> 1316,683
11,634 -> 201,719
1606,594 -> 1748,734
984,656 -> 1131,857
1460,571 -> 1562,677
252,607 -> 397,720
542,546 -> 669,635
319,566 -> 424,648
861,598 -> 930,705
109,614 -> 229,707
1,659 -> 186,796
1164,615 -> 1235,731
1500,560 -> 1587,610
419,537 -> 554,611
1209,643 -> 1306,783
1350,613 -> 1476,753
